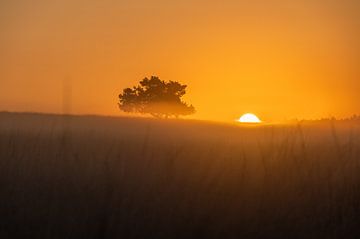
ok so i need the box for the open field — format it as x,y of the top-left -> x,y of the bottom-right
1,112 -> 360,238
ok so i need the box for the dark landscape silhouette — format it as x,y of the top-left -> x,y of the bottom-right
1,112 -> 360,238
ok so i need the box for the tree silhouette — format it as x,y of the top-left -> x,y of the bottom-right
118,76 -> 195,118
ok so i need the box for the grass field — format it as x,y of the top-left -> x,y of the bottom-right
1,112 -> 360,238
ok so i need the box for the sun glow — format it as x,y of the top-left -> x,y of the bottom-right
238,113 -> 261,123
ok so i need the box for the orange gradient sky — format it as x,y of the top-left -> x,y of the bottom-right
1,0 -> 359,122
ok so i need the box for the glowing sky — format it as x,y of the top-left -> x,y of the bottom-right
1,0 -> 359,122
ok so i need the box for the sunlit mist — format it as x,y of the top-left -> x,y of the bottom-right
0,0 -> 359,122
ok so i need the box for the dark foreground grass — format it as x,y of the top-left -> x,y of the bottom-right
1,112 -> 360,238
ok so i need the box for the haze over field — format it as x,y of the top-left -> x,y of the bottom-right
1,0 -> 360,122
3,0 -> 360,238
1,112 -> 360,238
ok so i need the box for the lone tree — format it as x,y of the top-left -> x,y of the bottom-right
118,76 -> 196,118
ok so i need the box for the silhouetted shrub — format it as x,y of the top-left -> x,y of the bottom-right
118,76 -> 195,118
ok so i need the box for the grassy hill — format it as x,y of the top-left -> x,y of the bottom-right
1,112 -> 360,238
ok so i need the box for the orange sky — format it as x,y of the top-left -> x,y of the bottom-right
1,0 -> 359,122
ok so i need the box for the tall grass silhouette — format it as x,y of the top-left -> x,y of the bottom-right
0,112 -> 360,238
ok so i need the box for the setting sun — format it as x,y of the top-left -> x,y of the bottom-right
238,113 -> 261,123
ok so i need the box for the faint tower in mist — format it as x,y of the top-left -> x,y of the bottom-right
62,76 -> 72,115
61,76 -> 73,147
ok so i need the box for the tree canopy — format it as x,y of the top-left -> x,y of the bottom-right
118,76 -> 195,118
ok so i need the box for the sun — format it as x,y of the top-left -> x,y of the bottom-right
238,113 -> 262,123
